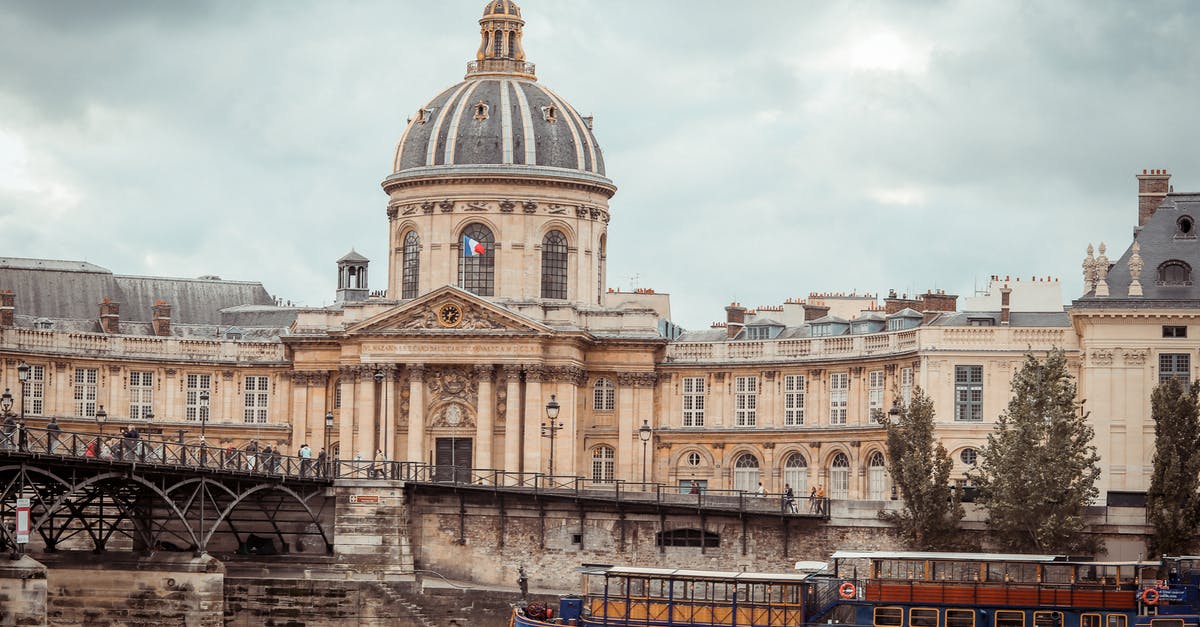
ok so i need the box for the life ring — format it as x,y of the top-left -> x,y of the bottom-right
839,582 -> 857,599
1142,588 -> 1159,605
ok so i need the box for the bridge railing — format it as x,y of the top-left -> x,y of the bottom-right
0,424 -> 322,480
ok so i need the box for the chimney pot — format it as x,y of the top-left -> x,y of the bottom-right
99,299 -> 120,334
152,302 -> 172,337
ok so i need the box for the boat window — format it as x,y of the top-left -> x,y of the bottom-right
987,563 -> 1037,583
995,610 -> 1024,627
672,580 -> 689,601
1034,611 -> 1063,627
785,584 -> 802,605
911,608 -> 939,627
874,607 -> 904,627
1107,616 -> 1129,627
934,561 -> 981,582
878,559 -> 924,580
1149,620 -> 1182,627
648,578 -> 669,598
947,609 -> 975,627
1042,565 -> 1072,584
1081,614 -> 1101,627
628,577 -> 645,597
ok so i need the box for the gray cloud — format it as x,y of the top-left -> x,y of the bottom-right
1,0 -> 1197,327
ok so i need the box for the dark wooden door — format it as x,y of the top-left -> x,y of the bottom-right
434,437 -> 472,482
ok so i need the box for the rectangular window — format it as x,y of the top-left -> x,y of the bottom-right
784,375 -> 805,426
593,379 -> 615,411
996,611 -> 1025,627
901,367 -> 914,405
911,608 -> 939,627
874,608 -> 904,627
1034,613 -> 1063,627
1160,353 -> 1191,383
1105,617 -> 1126,627
682,377 -> 705,427
868,370 -> 885,414
954,365 -> 983,421
186,373 -> 212,422
1081,615 -> 1101,627
334,382 -> 342,409
243,375 -> 269,424
1163,325 -> 1188,338
947,610 -> 975,627
26,365 -> 45,416
830,373 -> 848,425
129,371 -> 154,420
1147,620 -> 1179,627
735,376 -> 757,427
74,367 -> 98,417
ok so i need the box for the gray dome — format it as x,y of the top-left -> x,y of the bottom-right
392,77 -> 606,177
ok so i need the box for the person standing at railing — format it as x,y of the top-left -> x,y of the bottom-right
373,448 -> 386,479
299,443 -> 312,477
46,417 -> 61,454
123,424 -> 140,461
317,448 -> 327,478
1,414 -> 14,450
784,484 -> 797,514
17,420 -> 28,452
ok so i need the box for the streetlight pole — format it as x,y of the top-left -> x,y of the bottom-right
0,389 -> 12,449
199,390 -> 210,466
95,405 -> 107,438
325,411 -> 335,477
373,370 -> 385,458
541,394 -> 562,477
17,361 -> 29,430
639,419 -> 652,485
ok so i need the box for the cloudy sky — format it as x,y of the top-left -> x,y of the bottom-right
2,1 -> 1198,329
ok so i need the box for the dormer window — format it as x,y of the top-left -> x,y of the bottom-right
1158,260 -> 1193,286
968,317 -> 995,327
1178,216 -> 1196,239
415,108 -> 434,125
541,104 -> 558,123
473,101 -> 490,121
34,317 -> 54,330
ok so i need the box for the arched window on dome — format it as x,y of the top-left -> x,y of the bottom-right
783,452 -> 808,497
459,223 -> 496,296
493,28 -> 504,58
1158,260 -> 1192,286
402,230 -> 421,299
830,453 -> 851,499
541,230 -> 568,299
868,451 -> 887,500
508,31 -> 517,59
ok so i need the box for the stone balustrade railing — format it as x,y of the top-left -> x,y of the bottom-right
0,328 -> 286,363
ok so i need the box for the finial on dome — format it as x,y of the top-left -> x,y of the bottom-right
469,0 -> 536,79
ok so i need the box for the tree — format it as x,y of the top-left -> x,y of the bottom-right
879,387 -> 966,550
971,350 -> 1101,554
1147,376 -> 1200,557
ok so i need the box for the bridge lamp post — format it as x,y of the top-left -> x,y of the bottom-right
0,390 -> 12,448
17,361 -> 30,428
94,405 -> 107,438
639,419 -> 652,485
325,411 -> 335,475
198,390 -> 210,443
541,395 -> 562,477
373,369 -> 385,458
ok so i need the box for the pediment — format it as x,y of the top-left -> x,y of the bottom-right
345,286 -> 552,335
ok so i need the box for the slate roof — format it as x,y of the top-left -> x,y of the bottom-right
0,257 -> 276,325
931,312 -> 1071,327
1076,193 -> 1200,307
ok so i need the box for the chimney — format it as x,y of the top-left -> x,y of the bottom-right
152,302 -> 172,337
1000,286 -> 1012,325
884,290 -> 923,315
803,304 -> 831,321
725,303 -> 746,339
919,290 -> 959,313
99,299 -> 120,334
1138,168 -> 1171,226
0,291 -> 13,327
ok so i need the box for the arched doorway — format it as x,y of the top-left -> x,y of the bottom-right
830,453 -> 851,499
733,453 -> 760,493
868,451 -> 887,500
783,452 -> 808,497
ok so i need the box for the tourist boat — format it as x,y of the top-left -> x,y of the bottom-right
510,551 -> 1200,626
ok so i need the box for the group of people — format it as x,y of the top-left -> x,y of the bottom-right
753,482 -> 828,515
2,415 -> 63,453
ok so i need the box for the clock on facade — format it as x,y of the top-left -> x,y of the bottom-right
437,303 -> 463,327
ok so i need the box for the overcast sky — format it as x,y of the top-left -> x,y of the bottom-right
2,1 -> 1198,329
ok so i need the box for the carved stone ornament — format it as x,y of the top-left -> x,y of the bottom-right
421,201 -> 435,214
400,309 -> 440,330
576,207 -> 589,219
439,199 -> 454,213
496,387 -> 507,423
547,204 -> 568,215
464,202 -> 490,212
522,201 -> 538,213
503,364 -> 523,381
545,365 -> 587,385
431,402 -> 475,429
427,367 -> 478,404
589,208 -> 602,221
1094,242 -> 1110,297
500,199 -> 515,213
387,205 -> 399,219
523,365 -> 544,383
617,372 -> 658,387
1128,241 -> 1144,297
1090,350 -> 1114,367
1123,349 -> 1147,366
1082,243 -> 1097,293
401,204 -> 418,216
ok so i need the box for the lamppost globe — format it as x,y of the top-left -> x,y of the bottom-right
638,419 -> 652,485
16,361 -> 30,431
324,410 -> 335,471
95,405 -> 107,437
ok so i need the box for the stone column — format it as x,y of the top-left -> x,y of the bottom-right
616,373 -> 636,481
406,364 -> 425,464
502,365 -> 522,476
337,367 -> 356,459
355,367 -> 377,459
522,365 -> 544,475
221,371 -> 235,425
474,365 -> 495,469
627,372 -> 658,483
164,369 -> 178,423
309,373 -> 329,454
107,366 -> 122,422
290,373 -> 310,443
383,366 -> 398,460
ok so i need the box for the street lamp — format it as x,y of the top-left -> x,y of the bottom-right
198,390 -> 210,441
639,419 -> 652,485
94,405 -> 107,437
1,389 -> 12,448
17,361 -> 30,428
325,410 -> 335,476
541,394 -> 562,476
373,370 -> 385,458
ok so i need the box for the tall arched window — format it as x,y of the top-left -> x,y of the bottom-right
459,223 -> 496,296
733,453 -> 760,493
541,230 -> 568,299
783,452 -> 808,497
592,445 -> 615,484
830,453 -> 851,499
402,230 -> 421,299
868,451 -> 887,500
1158,260 -> 1192,286
593,377 -> 614,411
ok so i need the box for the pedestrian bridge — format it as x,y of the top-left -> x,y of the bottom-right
0,425 -> 825,558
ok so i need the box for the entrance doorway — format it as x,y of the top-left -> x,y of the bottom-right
434,437 -> 473,483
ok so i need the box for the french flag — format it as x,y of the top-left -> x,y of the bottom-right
463,235 -> 486,256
